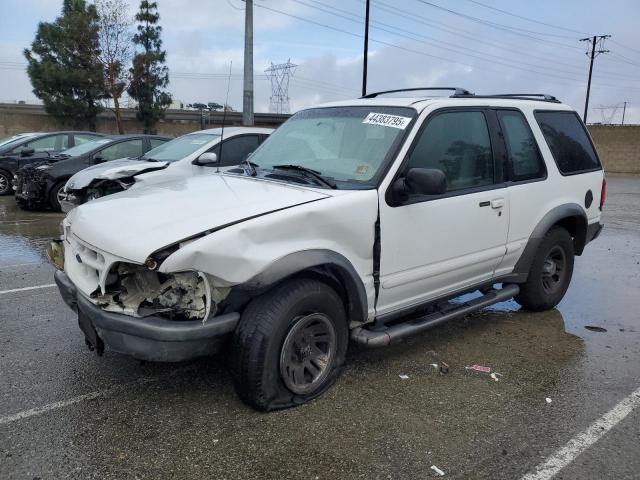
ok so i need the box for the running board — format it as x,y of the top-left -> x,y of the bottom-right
351,284 -> 520,348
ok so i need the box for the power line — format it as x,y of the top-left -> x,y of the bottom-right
364,0 -> 637,82
460,0 -> 591,36
288,0 -> 634,87
412,0 -> 584,47
253,2 -> 640,94
610,39 -> 640,56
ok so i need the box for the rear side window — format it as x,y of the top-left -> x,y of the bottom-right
497,110 -> 545,181
534,111 -> 601,175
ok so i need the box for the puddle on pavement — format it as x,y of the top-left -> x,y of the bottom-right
0,197 -> 63,267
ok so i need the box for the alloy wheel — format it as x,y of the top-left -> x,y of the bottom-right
541,245 -> 567,294
279,313 -> 337,395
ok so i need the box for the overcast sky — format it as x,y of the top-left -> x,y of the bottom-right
0,0 -> 639,123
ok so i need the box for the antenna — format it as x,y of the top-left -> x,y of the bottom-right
217,60 -> 233,174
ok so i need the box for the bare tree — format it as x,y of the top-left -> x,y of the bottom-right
95,0 -> 133,134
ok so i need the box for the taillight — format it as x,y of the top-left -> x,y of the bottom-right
599,177 -> 606,210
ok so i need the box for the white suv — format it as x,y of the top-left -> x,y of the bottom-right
50,88 -> 605,411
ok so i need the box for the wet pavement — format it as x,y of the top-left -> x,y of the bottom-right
1,175 -> 639,479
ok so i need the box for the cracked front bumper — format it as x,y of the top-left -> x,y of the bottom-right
54,270 -> 240,362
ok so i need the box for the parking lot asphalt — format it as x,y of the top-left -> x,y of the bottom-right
1,175 -> 639,480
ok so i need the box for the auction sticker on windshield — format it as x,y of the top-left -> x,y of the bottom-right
363,112 -> 411,129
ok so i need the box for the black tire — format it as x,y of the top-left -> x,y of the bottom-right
515,226 -> 575,311
231,278 -> 348,411
0,170 -> 12,195
49,181 -> 66,211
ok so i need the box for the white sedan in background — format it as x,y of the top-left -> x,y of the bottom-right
60,127 -> 273,212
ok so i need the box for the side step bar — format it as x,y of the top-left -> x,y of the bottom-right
351,284 -> 520,348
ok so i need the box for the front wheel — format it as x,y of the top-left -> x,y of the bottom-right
515,226 -> 575,311
49,181 -> 67,211
0,170 -> 12,195
231,278 -> 348,411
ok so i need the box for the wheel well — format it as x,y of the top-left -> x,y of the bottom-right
553,215 -> 587,255
224,263 -> 367,325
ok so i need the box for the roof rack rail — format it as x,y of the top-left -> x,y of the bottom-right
452,93 -> 561,103
361,87 -> 472,98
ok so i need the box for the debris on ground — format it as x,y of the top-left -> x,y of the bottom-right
399,374 -> 410,380
545,397 -> 552,404
585,325 -> 608,333
465,364 -> 492,374
490,372 -> 503,382
430,465 -> 445,476
430,361 -> 449,375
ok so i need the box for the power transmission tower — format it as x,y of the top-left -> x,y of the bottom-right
243,0 -> 254,126
594,104 -> 621,125
265,60 -> 297,114
580,35 -> 610,124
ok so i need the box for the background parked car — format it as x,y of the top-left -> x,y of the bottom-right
60,127 -> 272,212
0,131 -> 104,195
14,134 -> 169,211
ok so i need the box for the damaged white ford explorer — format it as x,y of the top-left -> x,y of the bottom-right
50,88 -> 605,411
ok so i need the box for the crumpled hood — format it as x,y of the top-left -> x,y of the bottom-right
67,174 -> 331,262
65,158 -> 169,191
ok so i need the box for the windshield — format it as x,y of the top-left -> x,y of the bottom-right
61,138 -> 112,157
248,106 -> 415,185
141,133 -> 219,162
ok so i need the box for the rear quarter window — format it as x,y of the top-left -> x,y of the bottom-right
534,111 -> 601,175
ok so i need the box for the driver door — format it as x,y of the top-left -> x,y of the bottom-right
376,108 -> 509,316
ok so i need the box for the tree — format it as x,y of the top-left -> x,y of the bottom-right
127,1 -> 171,134
95,0 -> 134,134
24,0 -> 107,130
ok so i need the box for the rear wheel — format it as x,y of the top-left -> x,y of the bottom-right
0,170 -> 12,195
231,278 -> 348,411
515,226 -> 575,311
49,181 -> 66,211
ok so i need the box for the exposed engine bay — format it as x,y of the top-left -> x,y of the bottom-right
93,263 -> 229,321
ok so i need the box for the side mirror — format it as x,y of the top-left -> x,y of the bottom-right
20,147 -> 35,157
392,168 -> 447,202
194,152 -> 218,166
93,155 -> 105,164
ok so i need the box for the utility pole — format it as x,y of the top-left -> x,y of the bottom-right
361,0 -> 370,97
622,102 -> 627,125
580,34 -> 610,124
243,0 -> 254,126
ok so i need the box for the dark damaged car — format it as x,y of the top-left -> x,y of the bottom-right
0,131 -> 103,195
14,134 -> 169,210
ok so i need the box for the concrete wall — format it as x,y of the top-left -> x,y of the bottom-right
0,103 -> 289,138
588,125 -> 640,175
1,103 -> 638,174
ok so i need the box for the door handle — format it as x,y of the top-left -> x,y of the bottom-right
490,198 -> 505,209
479,201 -> 490,207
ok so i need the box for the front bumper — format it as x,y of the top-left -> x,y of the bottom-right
54,270 -> 240,362
59,195 -> 79,213
14,175 -> 48,206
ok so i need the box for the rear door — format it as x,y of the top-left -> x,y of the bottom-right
377,108 -> 509,316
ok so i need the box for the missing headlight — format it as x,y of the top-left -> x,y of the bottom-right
94,264 -> 229,321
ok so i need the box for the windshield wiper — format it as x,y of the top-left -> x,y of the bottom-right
272,164 -> 337,189
144,157 -> 160,162
241,157 -> 257,176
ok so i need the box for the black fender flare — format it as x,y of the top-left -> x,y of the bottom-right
242,249 -> 369,324
510,203 -> 587,281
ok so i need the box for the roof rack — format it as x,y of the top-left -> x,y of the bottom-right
452,93 -> 561,103
361,87 -> 472,98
